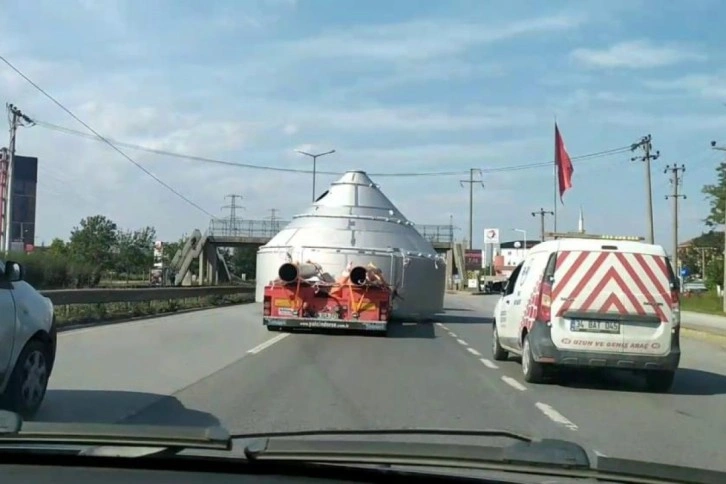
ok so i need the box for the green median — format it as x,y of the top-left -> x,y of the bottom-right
55,293 -> 254,327
680,291 -> 726,316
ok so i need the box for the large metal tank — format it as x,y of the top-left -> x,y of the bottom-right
255,170 -> 446,320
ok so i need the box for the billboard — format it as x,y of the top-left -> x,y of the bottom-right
10,155 -> 37,246
464,249 -> 482,271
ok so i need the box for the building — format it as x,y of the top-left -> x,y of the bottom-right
9,155 -> 37,251
493,239 -> 541,276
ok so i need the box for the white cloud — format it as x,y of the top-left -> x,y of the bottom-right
285,13 -> 587,62
570,40 -> 706,69
643,73 -> 726,100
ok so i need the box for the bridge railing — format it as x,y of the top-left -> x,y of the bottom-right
208,218 -> 290,238
416,224 -> 455,245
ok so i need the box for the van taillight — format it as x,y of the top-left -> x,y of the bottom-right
670,287 -> 680,327
379,300 -> 389,321
536,282 -> 552,323
263,296 -> 271,316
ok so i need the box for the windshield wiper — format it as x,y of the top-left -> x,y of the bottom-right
0,411 -> 232,454
231,428 -> 533,442
234,428 -> 591,470
237,428 -> 726,483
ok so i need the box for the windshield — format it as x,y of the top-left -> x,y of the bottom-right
1,0 -> 725,480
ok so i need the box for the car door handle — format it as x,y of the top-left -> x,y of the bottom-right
505,300 -> 510,304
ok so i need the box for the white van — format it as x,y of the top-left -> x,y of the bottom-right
491,238 -> 680,392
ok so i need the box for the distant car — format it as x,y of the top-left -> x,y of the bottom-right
682,280 -> 707,294
0,260 -> 56,418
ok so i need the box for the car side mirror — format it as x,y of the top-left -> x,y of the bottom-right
4,261 -> 23,282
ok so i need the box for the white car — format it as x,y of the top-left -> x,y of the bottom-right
0,260 -> 57,418
492,238 -> 680,392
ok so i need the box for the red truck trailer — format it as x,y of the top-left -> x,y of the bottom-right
263,261 -> 393,335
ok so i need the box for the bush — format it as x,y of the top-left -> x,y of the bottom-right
6,251 -> 98,290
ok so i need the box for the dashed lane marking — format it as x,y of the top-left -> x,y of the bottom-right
247,333 -> 289,354
535,402 -> 579,431
466,347 -> 481,356
448,331 -> 458,337
456,338 -> 468,346
479,358 -> 499,369
501,375 -> 527,391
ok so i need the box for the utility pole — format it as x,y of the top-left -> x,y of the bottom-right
631,134 -> 660,244
3,104 -> 33,253
460,168 -> 484,250
711,140 -> 726,311
531,208 -> 554,241
296,149 -> 336,202
664,164 -> 686,285
222,194 -> 244,235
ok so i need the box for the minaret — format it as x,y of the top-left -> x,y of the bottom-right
578,206 -> 585,234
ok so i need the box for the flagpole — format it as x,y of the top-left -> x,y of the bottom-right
553,120 -> 558,234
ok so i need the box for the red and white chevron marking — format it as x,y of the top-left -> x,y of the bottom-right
552,250 -> 672,322
520,277 -> 542,332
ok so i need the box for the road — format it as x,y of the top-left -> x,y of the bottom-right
40,294 -> 726,473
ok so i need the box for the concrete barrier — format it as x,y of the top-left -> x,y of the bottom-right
41,286 -> 254,305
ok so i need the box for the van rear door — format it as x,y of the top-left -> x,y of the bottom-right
549,247 -> 674,355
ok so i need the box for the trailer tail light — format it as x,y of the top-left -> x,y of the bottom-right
536,280 -> 552,324
379,300 -> 389,321
263,296 -> 271,316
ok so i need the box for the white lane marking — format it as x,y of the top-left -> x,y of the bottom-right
448,331 -> 458,337
535,402 -> 579,431
594,450 -> 607,457
247,333 -> 289,354
456,338 -> 468,346
466,347 -> 481,356
479,358 -> 499,369
501,376 -> 527,391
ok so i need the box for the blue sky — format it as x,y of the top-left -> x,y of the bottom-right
2,0 -> 726,249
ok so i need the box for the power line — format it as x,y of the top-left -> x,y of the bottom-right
631,134 -> 660,244
664,164 -> 686,280
531,208 -> 554,241
33,118 -> 634,177
0,54 -> 215,218
460,169 -> 484,250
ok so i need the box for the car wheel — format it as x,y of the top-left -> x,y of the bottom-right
522,334 -> 545,383
644,370 -> 676,393
4,339 -> 51,419
492,324 -> 508,361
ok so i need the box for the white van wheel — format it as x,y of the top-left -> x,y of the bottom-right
522,334 -> 545,383
492,324 -> 508,361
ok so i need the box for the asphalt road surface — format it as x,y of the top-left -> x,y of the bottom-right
42,294 -> 726,473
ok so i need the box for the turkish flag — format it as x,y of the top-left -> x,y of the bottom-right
555,123 -> 573,203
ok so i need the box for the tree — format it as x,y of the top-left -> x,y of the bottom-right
679,231 -> 723,280
116,226 -> 156,277
68,215 -> 119,271
46,238 -> 68,257
231,245 -> 257,279
702,162 -> 726,227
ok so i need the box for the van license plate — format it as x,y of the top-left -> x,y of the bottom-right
570,320 -> 620,334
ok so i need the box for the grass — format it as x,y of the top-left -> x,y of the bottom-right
55,294 -> 254,327
680,291 -> 726,316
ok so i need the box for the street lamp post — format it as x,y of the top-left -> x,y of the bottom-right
513,228 -> 527,263
296,149 -> 336,202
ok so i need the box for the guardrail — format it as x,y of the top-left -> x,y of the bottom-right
40,285 -> 255,306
